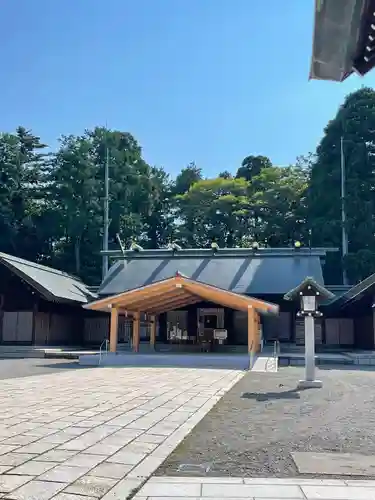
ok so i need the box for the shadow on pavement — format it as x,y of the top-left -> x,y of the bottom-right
241,385 -> 319,401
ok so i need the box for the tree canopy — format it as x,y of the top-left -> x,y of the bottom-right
1,87 -> 375,285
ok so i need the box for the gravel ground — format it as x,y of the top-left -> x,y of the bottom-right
0,358 -> 83,379
156,366 -> 375,478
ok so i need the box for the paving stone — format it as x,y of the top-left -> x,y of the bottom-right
136,433 -> 166,444
88,462 -> 134,479
53,494 -> 98,500
139,481 -> 201,497
5,479 -> 66,499
0,446 -> 18,456
0,475 -> 34,493
14,441 -> 56,455
60,427 -> 90,437
123,441 -> 158,454
126,455 -> 164,479
8,460 -> 57,476
144,498 -> 197,500
293,451 -> 375,476
106,451 -> 146,465
84,443 -> 123,456
0,436 -> 37,447
151,476 -> 244,483
0,453 -> 36,467
63,454 -> 105,469
38,465 -> 89,483
37,449 -> 78,463
64,475 -> 117,498
200,483 -> 304,498
301,485 -> 375,499
38,433 -> 72,445
100,477 -> 143,500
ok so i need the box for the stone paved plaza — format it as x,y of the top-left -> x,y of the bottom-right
0,366 -> 243,499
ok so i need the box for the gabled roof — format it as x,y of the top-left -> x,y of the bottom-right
284,277 -> 335,302
98,247 -> 330,297
85,274 -> 279,316
328,271 -> 375,309
0,252 -> 97,304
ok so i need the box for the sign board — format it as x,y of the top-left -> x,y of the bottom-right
214,329 -> 227,340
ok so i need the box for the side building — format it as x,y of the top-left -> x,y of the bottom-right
0,252 -> 96,345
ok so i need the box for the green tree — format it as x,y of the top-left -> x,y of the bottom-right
176,177 -> 250,247
48,133 -> 102,280
172,162 -> 202,195
47,127 -> 171,283
0,128 -> 49,260
308,87 -> 375,283
248,165 -> 309,247
236,155 -> 272,181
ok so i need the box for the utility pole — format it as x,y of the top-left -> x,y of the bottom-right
102,145 -> 110,281
340,136 -> 349,285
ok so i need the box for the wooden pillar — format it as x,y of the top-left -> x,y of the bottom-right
150,315 -> 156,350
247,305 -> 255,354
254,311 -> 260,352
109,307 -> 119,353
133,312 -> 140,353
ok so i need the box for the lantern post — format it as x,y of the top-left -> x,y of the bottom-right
284,278 -> 335,389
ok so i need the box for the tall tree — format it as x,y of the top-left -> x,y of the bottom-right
308,87 -> 375,283
236,155 -> 272,181
0,128 -> 48,260
172,162 -> 202,195
48,133 -> 102,280
248,165 -> 309,247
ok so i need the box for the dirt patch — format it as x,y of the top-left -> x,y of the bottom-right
156,366 -> 375,478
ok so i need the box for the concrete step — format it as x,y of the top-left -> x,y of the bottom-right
0,351 -> 44,359
80,352 -> 250,370
251,355 -> 278,373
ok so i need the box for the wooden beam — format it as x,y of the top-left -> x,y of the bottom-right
150,315 -> 156,349
183,281 -> 248,312
247,305 -> 255,354
109,307 -> 119,353
122,288 -> 189,312
133,312 -> 140,353
146,295 -> 201,314
85,278 -> 179,311
183,279 -> 275,313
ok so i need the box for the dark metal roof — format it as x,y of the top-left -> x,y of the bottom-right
98,248 -> 327,296
328,271 -> 375,309
310,0 -> 370,82
284,277 -> 335,302
0,252 -> 97,304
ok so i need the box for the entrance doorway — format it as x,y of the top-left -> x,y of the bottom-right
203,314 -> 218,330
197,308 -> 224,346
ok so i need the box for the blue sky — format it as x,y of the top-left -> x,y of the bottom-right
1,1 -> 374,177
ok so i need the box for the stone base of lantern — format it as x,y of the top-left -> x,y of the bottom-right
297,379 -> 323,389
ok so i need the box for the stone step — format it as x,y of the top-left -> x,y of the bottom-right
0,351 -> 44,359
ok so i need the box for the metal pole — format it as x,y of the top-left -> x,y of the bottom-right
340,136 -> 348,285
102,145 -> 109,280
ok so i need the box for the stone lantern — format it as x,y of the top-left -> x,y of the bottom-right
284,277 -> 335,389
